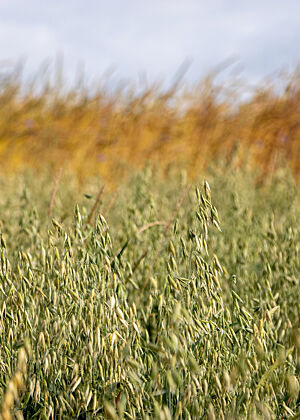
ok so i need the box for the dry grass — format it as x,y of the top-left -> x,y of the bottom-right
0,64 -> 300,183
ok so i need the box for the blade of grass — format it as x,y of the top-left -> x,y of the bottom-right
87,184 -> 105,225
137,221 -> 167,235
48,166 -> 63,217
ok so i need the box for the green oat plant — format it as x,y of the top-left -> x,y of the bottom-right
0,168 -> 299,419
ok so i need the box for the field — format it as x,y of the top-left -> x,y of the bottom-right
0,67 -> 299,419
0,65 -> 300,183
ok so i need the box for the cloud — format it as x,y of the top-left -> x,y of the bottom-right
0,0 -> 299,86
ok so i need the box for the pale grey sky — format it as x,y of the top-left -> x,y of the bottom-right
0,0 -> 299,88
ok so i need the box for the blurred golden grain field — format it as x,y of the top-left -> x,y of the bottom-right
0,64 -> 300,183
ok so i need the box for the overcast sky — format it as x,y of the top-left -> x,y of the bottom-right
0,0 -> 299,89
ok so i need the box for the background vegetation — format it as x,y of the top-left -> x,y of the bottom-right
0,64 -> 299,183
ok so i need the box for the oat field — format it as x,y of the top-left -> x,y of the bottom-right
0,167 -> 299,419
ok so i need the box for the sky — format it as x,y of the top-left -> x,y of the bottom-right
0,0 -> 299,89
